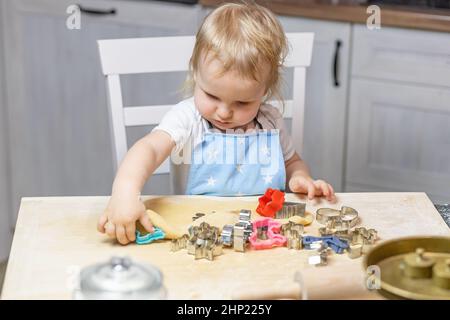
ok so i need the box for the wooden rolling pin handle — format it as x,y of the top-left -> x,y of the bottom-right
231,284 -> 302,300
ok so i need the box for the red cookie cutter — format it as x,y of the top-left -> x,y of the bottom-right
256,188 -> 285,218
249,218 -> 287,250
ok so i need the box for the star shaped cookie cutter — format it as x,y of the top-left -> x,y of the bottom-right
170,222 -> 223,261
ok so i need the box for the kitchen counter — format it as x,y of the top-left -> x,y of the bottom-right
200,0 -> 450,33
1,192 -> 449,299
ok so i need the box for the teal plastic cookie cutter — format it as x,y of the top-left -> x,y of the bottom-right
136,227 -> 166,245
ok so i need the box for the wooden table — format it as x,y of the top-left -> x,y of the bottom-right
1,193 -> 449,300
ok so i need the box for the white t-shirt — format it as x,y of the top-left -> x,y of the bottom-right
152,96 -> 295,193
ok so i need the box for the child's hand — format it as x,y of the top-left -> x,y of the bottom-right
289,175 -> 335,201
97,194 -> 154,245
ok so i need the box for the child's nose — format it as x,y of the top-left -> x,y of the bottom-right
216,104 -> 232,120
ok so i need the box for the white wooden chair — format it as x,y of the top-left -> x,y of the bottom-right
97,33 -> 314,193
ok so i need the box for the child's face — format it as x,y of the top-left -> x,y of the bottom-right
194,53 -> 268,131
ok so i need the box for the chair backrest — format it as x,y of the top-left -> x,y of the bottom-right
97,33 -> 314,178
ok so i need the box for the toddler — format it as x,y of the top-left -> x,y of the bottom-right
98,2 -> 335,245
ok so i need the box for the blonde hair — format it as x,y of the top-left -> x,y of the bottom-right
182,1 -> 289,106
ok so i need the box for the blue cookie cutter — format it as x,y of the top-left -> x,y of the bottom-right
136,227 -> 166,245
303,235 -> 349,254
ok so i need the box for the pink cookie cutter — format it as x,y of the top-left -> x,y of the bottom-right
249,218 -> 287,250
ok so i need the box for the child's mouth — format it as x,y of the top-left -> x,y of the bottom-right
213,119 -> 232,127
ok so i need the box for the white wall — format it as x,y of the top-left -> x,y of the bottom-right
0,0 -> 13,262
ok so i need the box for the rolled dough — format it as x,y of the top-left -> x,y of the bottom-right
136,196 -> 313,240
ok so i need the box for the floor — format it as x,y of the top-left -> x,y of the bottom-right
435,204 -> 450,228
0,260 -> 7,296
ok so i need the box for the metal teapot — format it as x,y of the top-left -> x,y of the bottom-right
73,256 -> 167,300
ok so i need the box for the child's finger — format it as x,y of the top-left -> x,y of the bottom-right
139,213 -> 154,233
311,180 -> 323,196
125,224 -> 136,243
318,182 -> 330,198
115,225 -> 129,245
320,182 -> 333,200
325,183 -> 333,201
329,184 -> 335,196
307,181 -> 316,200
97,214 -> 108,233
105,221 -> 116,239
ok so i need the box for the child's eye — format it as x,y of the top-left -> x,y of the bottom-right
238,101 -> 250,106
206,92 -> 218,100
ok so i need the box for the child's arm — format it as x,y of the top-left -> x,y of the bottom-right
97,130 -> 175,245
285,152 -> 335,201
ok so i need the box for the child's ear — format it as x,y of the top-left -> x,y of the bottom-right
262,88 -> 270,102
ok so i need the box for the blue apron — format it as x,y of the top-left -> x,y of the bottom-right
185,120 -> 286,196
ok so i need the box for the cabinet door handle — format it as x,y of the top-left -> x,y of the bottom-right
78,4 -> 117,15
333,40 -> 342,87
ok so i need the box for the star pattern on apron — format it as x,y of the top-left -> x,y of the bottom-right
185,118 -> 286,196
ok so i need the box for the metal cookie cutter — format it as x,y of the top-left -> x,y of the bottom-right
346,227 -> 378,259
170,234 -> 189,252
220,209 -> 253,252
316,208 -> 340,225
354,227 -> 377,254
238,209 -> 253,240
239,209 -> 252,223
233,223 -> 247,252
248,218 -> 287,250
286,231 -> 303,250
275,202 -> 306,219
308,242 -> 331,267
316,206 -> 359,231
318,219 -> 339,237
340,207 -> 360,230
221,224 -> 234,247
281,221 -> 304,250
233,209 -> 253,252
281,221 -> 304,236
347,242 -> 363,259
319,223 -> 354,240
177,222 -> 223,261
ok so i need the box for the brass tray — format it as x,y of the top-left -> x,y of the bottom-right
363,236 -> 450,300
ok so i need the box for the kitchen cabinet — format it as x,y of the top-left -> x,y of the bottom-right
0,0 -> 12,262
2,0 -> 203,232
350,25 -> 450,88
277,16 -> 351,191
345,25 -> 450,203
